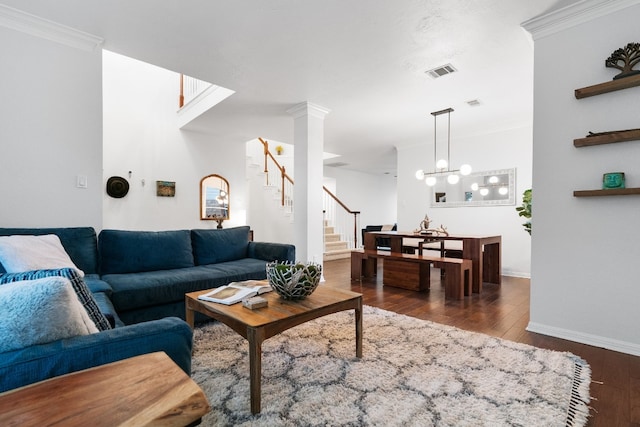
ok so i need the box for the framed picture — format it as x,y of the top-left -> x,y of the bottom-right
156,181 -> 176,197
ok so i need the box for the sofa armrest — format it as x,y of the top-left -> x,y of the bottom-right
247,241 -> 295,262
0,317 -> 193,393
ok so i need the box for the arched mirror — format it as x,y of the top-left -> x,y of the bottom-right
200,174 -> 229,220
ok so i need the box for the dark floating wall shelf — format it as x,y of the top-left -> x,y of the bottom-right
574,74 -> 640,99
574,129 -> 640,147
574,188 -> 640,197
573,71 -> 639,198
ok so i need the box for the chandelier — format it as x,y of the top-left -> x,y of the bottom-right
415,107 -> 471,186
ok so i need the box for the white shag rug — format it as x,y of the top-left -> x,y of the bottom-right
191,306 -> 591,426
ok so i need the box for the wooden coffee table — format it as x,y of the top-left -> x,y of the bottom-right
0,352 -> 210,427
185,285 -> 363,414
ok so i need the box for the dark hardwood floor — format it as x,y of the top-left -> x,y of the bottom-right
322,258 -> 640,427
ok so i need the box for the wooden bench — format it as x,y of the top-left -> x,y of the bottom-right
351,249 -> 375,281
351,249 -> 472,300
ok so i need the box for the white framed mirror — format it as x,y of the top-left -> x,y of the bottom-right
430,168 -> 516,207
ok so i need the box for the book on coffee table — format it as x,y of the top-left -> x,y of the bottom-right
198,280 -> 271,305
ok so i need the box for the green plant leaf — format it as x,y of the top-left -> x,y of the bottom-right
516,189 -> 532,234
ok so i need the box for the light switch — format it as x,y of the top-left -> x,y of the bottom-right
76,175 -> 88,188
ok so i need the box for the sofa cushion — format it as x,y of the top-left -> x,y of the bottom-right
83,274 -> 113,296
247,241 -> 295,262
99,229 -> 194,274
199,258 -> 271,281
0,277 -> 98,353
0,268 -> 112,331
92,292 -> 123,328
104,259 -> 269,313
0,317 -> 193,393
0,227 -> 99,275
0,234 -> 85,277
191,226 -> 250,265
103,266 -> 222,312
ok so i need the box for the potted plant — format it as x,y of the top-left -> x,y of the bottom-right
516,189 -> 532,235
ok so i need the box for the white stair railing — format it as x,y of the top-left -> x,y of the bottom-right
179,74 -> 214,108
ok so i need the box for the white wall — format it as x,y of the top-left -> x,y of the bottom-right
245,139 -> 397,247
528,3 -> 640,355
323,166 -> 398,241
0,27 -> 103,229
397,125 -> 533,277
102,51 -> 248,231
245,139 -> 295,244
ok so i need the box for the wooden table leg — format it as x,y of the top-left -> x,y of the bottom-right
185,302 -> 195,329
443,264 -> 463,300
355,297 -> 363,358
363,257 -> 376,277
351,251 -> 363,281
248,327 -> 263,414
363,232 -> 376,250
389,236 -> 403,253
483,242 -> 501,284
463,238 -> 482,293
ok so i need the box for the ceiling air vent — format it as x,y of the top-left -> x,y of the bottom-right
425,63 -> 457,79
466,99 -> 481,107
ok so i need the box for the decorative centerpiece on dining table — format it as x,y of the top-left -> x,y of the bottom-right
413,213 -> 450,236
266,261 -> 322,300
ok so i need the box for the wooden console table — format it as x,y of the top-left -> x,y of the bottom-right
363,231 -> 501,293
0,352 -> 210,427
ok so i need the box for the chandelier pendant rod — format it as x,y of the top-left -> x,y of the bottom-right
430,107 -> 454,171
433,113 -> 437,169
447,109 -> 451,171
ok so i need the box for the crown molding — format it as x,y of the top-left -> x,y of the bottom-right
0,4 -> 103,51
522,0 -> 640,40
287,102 -> 331,120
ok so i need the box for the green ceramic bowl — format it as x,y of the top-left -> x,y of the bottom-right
266,261 -> 322,300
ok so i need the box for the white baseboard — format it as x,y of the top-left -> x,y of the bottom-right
527,321 -> 640,356
502,270 -> 531,279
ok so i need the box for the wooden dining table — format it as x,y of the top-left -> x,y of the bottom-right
363,231 -> 501,293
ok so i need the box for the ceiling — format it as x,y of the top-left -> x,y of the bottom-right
4,0 -> 578,175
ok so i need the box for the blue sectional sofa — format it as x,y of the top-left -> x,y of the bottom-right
99,227 -> 294,324
0,226 -> 295,392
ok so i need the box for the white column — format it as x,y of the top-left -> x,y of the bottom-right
287,102 -> 331,265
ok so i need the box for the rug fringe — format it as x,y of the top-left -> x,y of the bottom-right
565,356 -> 592,427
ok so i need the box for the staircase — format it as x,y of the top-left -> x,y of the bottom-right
247,138 -> 360,260
324,221 -> 351,261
